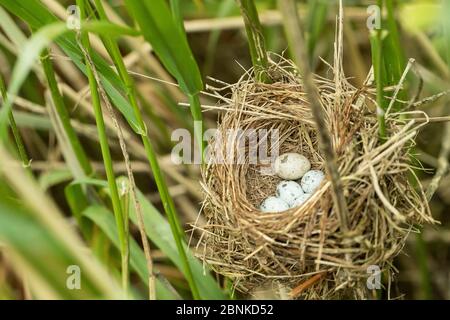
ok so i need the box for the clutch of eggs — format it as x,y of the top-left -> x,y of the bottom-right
260,153 -> 325,213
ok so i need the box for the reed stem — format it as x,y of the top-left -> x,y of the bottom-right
278,0 -> 349,233
77,0 -> 129,296
0,73 -> 29,168
91,0 -> 200,300
237,0 -> 270,83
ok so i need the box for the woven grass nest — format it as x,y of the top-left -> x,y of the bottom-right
196,53 -> 436,299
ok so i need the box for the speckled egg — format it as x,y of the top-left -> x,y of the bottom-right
300,170 -> 325,193
290,193 -> 311,208
273,153 -> 311,180
260,196 -> 290,213
276,180 -> 304,207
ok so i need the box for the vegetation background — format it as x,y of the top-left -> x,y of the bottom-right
0,0 -> 449,300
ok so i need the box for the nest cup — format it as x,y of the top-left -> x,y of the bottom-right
197,56 -> 435,299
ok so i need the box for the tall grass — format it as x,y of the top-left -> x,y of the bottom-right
0,0 -> 448,300
0,0 -> 221,300
237,0 -> 269,82
0,73 -> 29,167
77,0 -> 131,294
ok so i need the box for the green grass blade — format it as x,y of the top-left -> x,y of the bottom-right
203,0 -> 235,75
236,0 -> 269,82
92,0 -> 197,299
384,0 -> 405,110
76,0 -> 130,294
80,21 -> 140,37
70,177 -> 226,299
0,0 -> 142,133
129,190 -> 227,300
385,0 -> 404,74
0,19 -> 144,140
121,0 -> 205,298
40,49 -> 93,176
169,0 -> 184,33
443,0 -> 450,66
0,157 -> 123,299
83,205 -> 180,300
0,6 -> 27,47
0,73 -> 29,167
123,0 -> 202,96
0,203 -> 99,299
124,0 -> 205,158
305,0 -> 329,66
370,29 -> 387,141
369,0 -> 405,139
0,22 -> 65,140
38,169 -> 73,191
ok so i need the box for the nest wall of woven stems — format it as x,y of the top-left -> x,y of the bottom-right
195,47 -> 436,299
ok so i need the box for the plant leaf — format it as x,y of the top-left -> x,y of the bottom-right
129,190 -> 227,300
124,0 -> 203,95
83,205 -> 180,300
0,0 -> 142,133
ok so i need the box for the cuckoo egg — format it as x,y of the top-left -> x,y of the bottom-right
300,170 -> 325,193
276,180 -> 304,207
273,153 -> 311,180
290,193 -> 311,208
260,196 -> 290,213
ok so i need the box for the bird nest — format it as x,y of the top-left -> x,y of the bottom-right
195,55 -> 435,299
